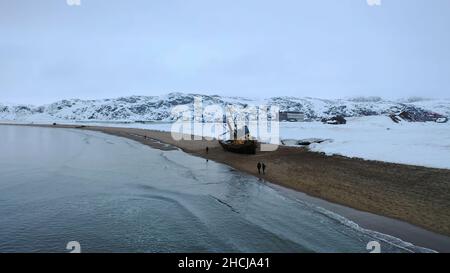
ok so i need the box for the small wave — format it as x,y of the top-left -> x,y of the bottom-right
293,198 -> 436,253
158,152 -> 200,182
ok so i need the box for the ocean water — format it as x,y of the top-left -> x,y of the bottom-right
0,125 -> 432,253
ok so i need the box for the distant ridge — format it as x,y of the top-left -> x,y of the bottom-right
1,93 -> 449,122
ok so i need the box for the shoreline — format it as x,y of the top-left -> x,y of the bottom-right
2,123 -> 450,252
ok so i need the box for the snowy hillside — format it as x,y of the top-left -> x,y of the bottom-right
1,93 -> 449,122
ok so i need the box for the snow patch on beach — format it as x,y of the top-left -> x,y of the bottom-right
280,116 -> 450,169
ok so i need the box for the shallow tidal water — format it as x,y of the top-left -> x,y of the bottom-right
0,126 -> 432,253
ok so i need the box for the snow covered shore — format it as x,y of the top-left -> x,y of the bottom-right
281,116 -> 450,169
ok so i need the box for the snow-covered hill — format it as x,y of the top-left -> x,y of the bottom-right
1,93 -> 449,122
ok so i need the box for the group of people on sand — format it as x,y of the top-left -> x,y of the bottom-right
257,162 -> 266,175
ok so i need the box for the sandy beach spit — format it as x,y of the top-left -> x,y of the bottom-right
4,123 -> 450,251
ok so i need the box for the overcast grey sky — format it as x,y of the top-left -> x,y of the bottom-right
1,0 -> 449,104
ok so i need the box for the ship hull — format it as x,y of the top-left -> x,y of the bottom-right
219,140 -> 257,154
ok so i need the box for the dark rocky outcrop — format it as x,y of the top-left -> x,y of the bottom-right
390,105 -> 447,123
389,114 -> 402,123
322,115 -> 347,125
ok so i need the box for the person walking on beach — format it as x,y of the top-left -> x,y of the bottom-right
257,162 -> 262,174
262,162 -> 266,175
206,146 -> 209,154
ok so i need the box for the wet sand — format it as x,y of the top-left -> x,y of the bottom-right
3,123 -> 450,252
